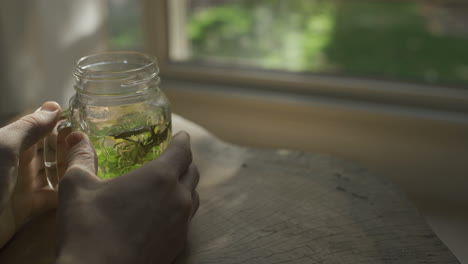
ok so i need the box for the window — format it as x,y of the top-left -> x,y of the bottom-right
107,0 -> 145,51
144,0 -> 468,113
166,0 -> 468,86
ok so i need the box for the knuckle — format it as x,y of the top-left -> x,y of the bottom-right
188,164 -> 200,188
67,146 -> 95,165
190,164 -> 200,178
155,170 -> 177,186
59,168 -> 80,192
60,166 -> 96,193
171,143 -> 192,163
192,191 -> 200,216
179,202 -> 193,220
174,185 -> 191,204
186,148 -> 193,164
58,177 -> 73,194
153,160 -> 178,180
177,189 -> 193,213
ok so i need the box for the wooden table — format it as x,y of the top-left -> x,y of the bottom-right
0,115 -> 459,263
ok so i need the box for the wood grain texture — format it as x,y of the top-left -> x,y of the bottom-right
173,115 -> 459,264
0,115 -> 459,264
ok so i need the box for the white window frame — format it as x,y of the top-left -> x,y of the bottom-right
143,0 -> 468,114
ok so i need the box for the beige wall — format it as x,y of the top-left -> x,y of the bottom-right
163,80 -> 468,210
164,80 -> 468,260
0,0 -> 107,116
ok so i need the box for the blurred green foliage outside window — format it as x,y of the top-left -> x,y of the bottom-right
107,0 -> 468,87
108,0 -> 144,52
184,0 -> 468,86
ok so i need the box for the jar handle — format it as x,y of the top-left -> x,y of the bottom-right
44,109 -> 72,190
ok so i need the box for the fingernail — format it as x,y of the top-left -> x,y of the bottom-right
66,132 -> 84,147
175,131 -> 190,141
40,101 -> 60,112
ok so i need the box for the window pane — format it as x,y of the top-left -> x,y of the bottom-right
169,0 -> 468,86
107,0 -> 144,51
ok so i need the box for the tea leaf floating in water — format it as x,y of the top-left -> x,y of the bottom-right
90,121 -> 171,179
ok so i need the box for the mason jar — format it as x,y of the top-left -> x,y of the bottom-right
45,52 -> 171,188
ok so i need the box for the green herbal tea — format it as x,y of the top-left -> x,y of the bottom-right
90,122 -> 171,179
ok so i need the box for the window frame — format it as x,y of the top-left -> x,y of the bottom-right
143,0 -> 468,114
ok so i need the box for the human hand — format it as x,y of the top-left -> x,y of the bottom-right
55,131 -> 200,264
0,102 -> 61,248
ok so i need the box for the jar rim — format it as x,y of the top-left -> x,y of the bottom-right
74,51 -> 158,79
73,51 -> 160,96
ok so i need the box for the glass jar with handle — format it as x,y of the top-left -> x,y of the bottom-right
44,52 -> 171,189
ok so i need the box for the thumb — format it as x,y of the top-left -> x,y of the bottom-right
1,101 -> 61,155
60,132 -> 99,191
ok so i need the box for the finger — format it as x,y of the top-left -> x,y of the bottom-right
60,132 -> 99,190
42,122 -> 68,189
19,144 -> 37,167
191,191 -> 199,218
180,164 -> 199,193
32,188 -> 58,214
37,138 -> 45,152
42,121 -> 58,154
17,144 -> 39,188
32,149 -> 48,188
128,131 -> 192,182
0,102 -> 61,155
43,118 -> 71,154
64,132 -> 98,175
35,168 -> 48,189
43,123 -> 58,171
156,131 -> 192,176
56,125 -> 72,181
35,146 -> 45,171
